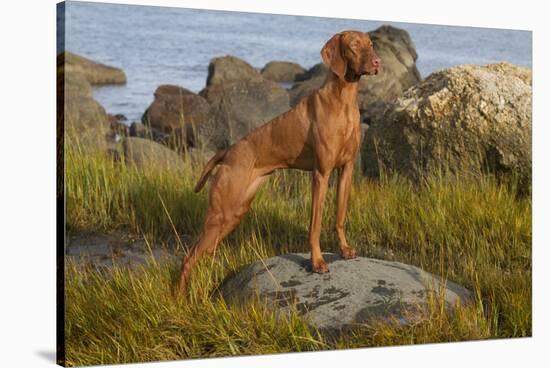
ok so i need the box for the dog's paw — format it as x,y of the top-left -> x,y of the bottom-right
312,259 -> 330,273
340,246 -> 357,260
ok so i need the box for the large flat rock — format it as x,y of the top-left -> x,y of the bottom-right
219,253 -> 473,335
65,232 -> 179,271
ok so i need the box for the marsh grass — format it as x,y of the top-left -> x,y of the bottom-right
64,144 -> 531,366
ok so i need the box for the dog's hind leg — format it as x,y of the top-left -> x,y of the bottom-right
176,154 -> 269,296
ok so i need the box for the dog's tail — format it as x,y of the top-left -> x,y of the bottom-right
194,149 -> 228,193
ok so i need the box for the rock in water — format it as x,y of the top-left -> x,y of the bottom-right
206,55 -> 262,86
219,253 -> 472,335
61,51 -> 127,85
261,61 -> 306,82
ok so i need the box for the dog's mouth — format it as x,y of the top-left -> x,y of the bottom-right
360,67 -> 379,76
349,66 -> 379,80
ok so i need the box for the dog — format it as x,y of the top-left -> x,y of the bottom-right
177,30 -> 381,294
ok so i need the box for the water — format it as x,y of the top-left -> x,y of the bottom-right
61,1 -> 532,122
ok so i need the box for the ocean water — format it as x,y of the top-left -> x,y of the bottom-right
60,1 -> 532,122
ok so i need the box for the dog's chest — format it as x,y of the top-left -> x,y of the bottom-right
337,122 -> 361,163
330,107 -> 361,163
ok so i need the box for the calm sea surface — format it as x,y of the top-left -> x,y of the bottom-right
61,1 -> 532,122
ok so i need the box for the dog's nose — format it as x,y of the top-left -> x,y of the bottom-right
372,57 -> 381,68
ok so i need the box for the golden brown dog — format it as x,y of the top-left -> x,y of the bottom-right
177,30 -> 381,294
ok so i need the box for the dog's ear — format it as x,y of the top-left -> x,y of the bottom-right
321,33 -> 347,80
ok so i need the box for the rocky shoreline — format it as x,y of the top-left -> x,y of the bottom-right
59,24 -> 532,188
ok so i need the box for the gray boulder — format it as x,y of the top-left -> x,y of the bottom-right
198,79 -> 290,149
295,63 -> 329,82
361,63 -> 532,189
108,114 -> 129,138
288,75 -> 326,106
62,65 -> 93,98
288,63 -> 329,106
63,94 -> 113,153
129,121 -> 150,138
58,53 -> 122,153
142,85 -> 210,134
261,61 -> 306,82
358,25 -> 422,112
206,55 -> 262,87
187,147 -> 217,165
122,137 -> 185,172
142,85 -> 211,149
219,253 -> 472,335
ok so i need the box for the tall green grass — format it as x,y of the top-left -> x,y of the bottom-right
65,144 -> 531,366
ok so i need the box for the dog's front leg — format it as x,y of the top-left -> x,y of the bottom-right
336,161 -> 357,259
309,169 -> 330,273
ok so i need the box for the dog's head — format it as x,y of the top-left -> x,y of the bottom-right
321,30 -> 381,82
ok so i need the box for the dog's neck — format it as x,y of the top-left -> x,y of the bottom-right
323,71 -> 359,103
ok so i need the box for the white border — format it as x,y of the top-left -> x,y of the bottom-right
0,1 -> 547,367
